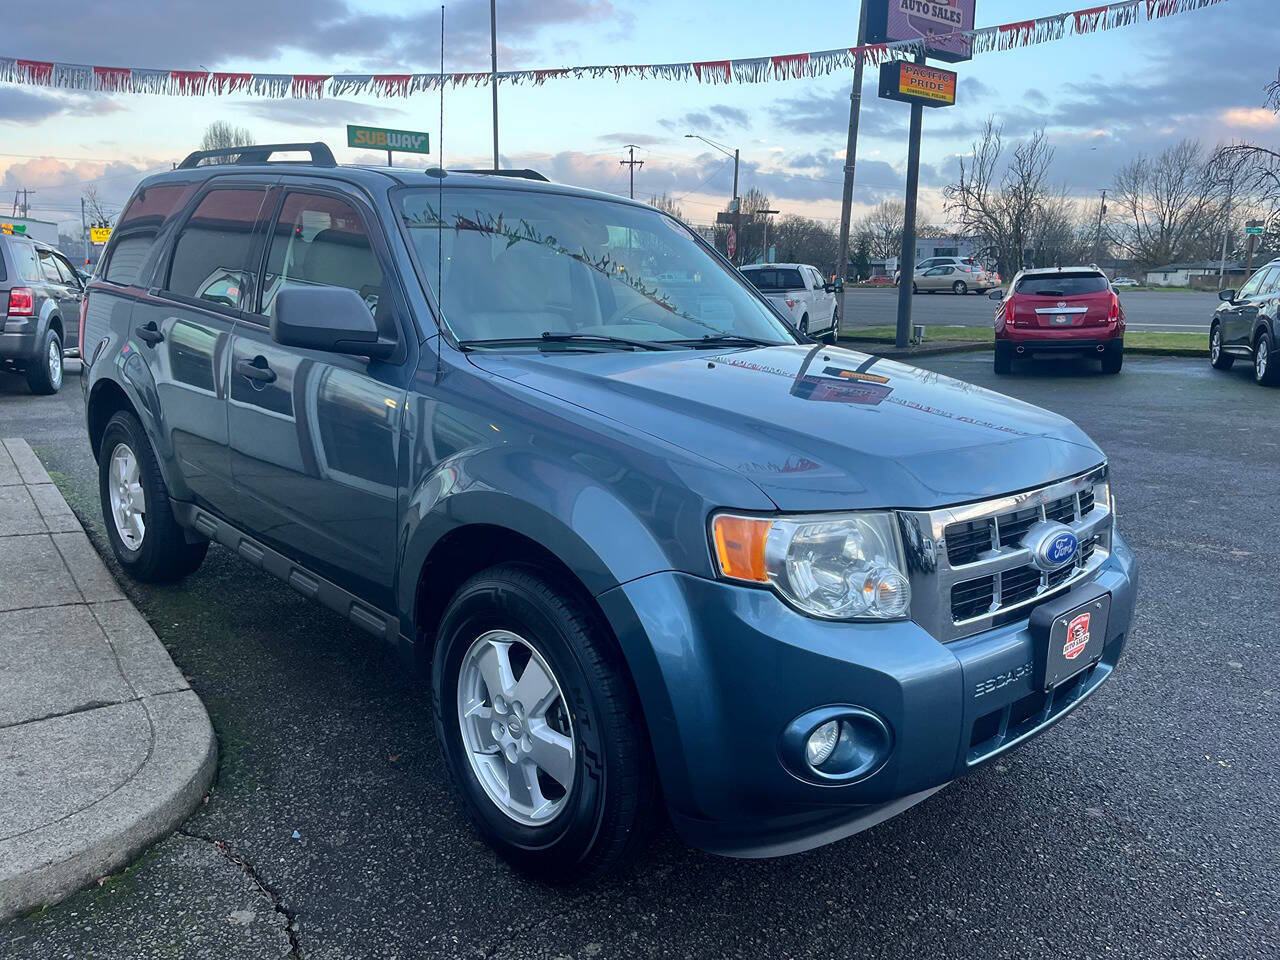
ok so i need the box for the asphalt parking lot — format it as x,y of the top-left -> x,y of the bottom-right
845,287 -> 1219,333
3,352 -> 1277,960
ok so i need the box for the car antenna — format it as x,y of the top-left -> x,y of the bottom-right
437,2 -> 446,366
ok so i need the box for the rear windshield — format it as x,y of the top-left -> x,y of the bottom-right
742,268 -> 804,291
1015,273 -> 1109,296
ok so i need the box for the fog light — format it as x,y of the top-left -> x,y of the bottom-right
805,720 -> 840,768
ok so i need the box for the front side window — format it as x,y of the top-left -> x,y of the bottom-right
398,188 -> 794,347
37,248 -> 63,284
262,192 -> 382,316
1238,266 -> 1276,299
167,188 -> 267,310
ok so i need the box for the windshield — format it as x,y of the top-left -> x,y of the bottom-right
742,267 -> 804,291
397,187 -> 795,347
1015,273 -> 1110,296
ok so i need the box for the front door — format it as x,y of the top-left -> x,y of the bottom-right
1224,266 -> 1274,350
228,184 -> 409,610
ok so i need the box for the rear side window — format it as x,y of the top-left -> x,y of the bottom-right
166,188 -> 268,310
102,182 -> 198,286
9,240 -> 41,283
1015,273 -> 1110,296
261,192 -> 383,316
37,248 -> 64,283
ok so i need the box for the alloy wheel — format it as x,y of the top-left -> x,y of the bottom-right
108,442 -> 146,550
456,630 -> 576,826
48,337 -> 62,390
1211,328 -> 1221,363
1257,337 -> 1270,382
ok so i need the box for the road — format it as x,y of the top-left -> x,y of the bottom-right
3,354 -> 1277,960
843,288 -> 1219,333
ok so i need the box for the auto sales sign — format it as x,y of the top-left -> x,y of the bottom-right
866,0 -> 977,63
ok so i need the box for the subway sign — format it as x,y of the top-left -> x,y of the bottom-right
878,61 -> 957,108
346,124 -> 431,155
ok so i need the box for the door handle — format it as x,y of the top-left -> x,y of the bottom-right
135,322 -> 164,346
236,356 -> 277,384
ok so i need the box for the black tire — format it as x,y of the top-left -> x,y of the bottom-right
1210,323 -> 1234,370
800,315 -> 810,337
1254,331 -> 1280,386
952,280 -> 968,295
994,342 -> 1013,374
1101,342 -> 1124,375
432,563 -> 657,881
824,311 -> 839,344
911,283 -> 918,295
25,326 -> 63,395
98,411 -> 209,582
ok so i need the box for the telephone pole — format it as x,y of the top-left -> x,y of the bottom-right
81,197 -> 89,266
489,0 -> 500,170
834,0 -> 871,339
1093,189 -> 1107,266
619,145 -> 644,199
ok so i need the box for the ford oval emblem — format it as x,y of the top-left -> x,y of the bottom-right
1024,522 -> 1079,572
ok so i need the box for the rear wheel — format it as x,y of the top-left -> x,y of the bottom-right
26,327 -> 63,395
824,310 -> 839,344
98,411 -> 209,581
994,342 -> 1013,374
800,315 -> 810,337
1101,342 -> 1124,375
952,280 -> 968,295
911,283 -> 918,295
433,564 -> 656,881
1210,324 -> 1234,370
1255,331 -> 1280,386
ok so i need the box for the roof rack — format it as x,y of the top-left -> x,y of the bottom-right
177,142 -> 337,170
453,168 -> 549,182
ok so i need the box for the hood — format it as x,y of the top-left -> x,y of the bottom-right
467,343 -> 1103,512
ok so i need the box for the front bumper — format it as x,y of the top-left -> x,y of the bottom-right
598,532 -> 1137,857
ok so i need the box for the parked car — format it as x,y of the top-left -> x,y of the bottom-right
739,263 -> 838,341
1209,257 -> 1280,386
1111,277 -> 1139,287
894,256 -> 993,290
912,262 -> 996,295
990,267 -> 1126,375
0,233 -> 80,393
81,143 -> 1137,880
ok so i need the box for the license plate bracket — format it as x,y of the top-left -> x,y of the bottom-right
1029,584 -> 1111,691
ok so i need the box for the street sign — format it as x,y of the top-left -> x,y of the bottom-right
727,227 -> 738,260
1245,224 -> 1265,236
90,227 -> 112,244
0,223 -> 27,236
716,212 -> 755,225
865,0 -> 977,64
346,124 -> 431,155
879,61 -> 957,108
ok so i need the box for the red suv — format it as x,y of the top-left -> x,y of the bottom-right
991,268 -> 1125,375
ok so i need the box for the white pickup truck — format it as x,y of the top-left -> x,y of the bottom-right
739,263 -> 839,342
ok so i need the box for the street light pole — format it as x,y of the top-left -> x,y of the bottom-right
489,0 -> 499,170
686,133 -> 742,264
893,51 -> 927,350
758,208 -> 779,263
835,0 -> 870,338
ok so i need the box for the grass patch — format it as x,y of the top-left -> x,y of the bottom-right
840,325 -> 1206,353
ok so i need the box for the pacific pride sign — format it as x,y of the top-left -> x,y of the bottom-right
866,0 -> 977,64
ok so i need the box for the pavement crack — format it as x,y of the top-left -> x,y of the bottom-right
177,827 -> 304,958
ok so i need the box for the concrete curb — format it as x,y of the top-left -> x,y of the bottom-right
0,439 -> 217,922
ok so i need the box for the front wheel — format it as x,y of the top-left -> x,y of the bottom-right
952,280 -> 968,295
98,411 -> 209,581
1210,324 -> 1234,370
26,327 -> 63,395
433,564 -> 656,881
1255,332 -> 1280,386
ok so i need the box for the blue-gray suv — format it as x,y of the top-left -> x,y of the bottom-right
81,143 -> 1137,879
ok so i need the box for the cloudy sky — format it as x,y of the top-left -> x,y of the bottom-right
2,0 -> 1275,234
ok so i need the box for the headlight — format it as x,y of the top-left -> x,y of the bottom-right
711,511 -> 911,620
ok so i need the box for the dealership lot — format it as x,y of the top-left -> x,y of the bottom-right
845,288 -> 1220,333
3,351 -> 1275,960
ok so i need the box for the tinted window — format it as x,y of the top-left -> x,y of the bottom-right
743,268 -> 805,291
167,188 -> 267,310
1015,273 -> 1110,296
262,192 -> 382,316
398,188 -> 794,346
52,252 -> 79,285
103,181 -> 199,287
37,248 -> 63,283
1239,266 -> 1277,298
10,240 -> 41,283
1261,266 -> 1280,295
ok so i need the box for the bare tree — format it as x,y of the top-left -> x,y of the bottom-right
1109,140 -> 1224,269
1210,74 -> 1280,241
198,121 -> 256,163
943,119 -> 1056,278
648,192 -> 687,223
82,184 -> 113,227
854,199 -> 905,260
712,187 -> 773,263
769,214 -> 840,275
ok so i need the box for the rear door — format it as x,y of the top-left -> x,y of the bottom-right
228,181 -> 409,610
48,249 -> 85,327
133,180 -> 274,515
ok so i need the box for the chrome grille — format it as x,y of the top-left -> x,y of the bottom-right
897,466 -> 1112,642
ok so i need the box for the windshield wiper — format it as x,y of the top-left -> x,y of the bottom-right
671,334 -> 782,348
459,332 -> 679,352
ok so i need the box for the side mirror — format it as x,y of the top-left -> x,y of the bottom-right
271,286 -> 395,359
988,289 -> 1005,301
1219,289 -> 1236,302
823,282 -> 835,294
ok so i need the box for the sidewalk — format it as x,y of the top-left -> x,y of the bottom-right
0,438 -> 216,922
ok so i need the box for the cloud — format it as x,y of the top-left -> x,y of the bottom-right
2,0 -> 624,72
596,132 -> 665,146
237,98 -> 405,127
768,82 -> 906,139
1220,107 -> 1278,130
659,102 -> 753,137
0,88 -> 121,125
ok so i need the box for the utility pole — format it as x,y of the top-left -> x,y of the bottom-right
1093,189 -> 1107,266
893,51 -> 927,349
489,0 -> 500,170
835,0 -> 871,339
81,197 -> 89,266
1218,175 -> 1234,290
619,145 -> 644,199
758,208 -> 779,263
731,148 -> 740,265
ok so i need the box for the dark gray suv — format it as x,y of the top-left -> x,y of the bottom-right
81,143 -> 1137,880
1,233 -> 79,393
